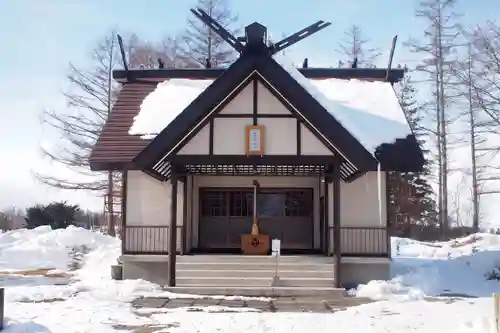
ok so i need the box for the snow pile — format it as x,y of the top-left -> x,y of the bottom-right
0,225 -> 118,272
129,79 -> 213,137
355,233 -> 500,300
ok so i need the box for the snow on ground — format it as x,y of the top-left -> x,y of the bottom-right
2,227 -> 500,332
356,233 -> 500,300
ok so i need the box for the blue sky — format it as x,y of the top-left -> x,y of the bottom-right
0,0 -> 498,212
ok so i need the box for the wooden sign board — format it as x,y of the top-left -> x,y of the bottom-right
245,125 -> 265,156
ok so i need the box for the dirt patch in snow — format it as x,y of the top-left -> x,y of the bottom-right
112,322 -> 180,333
0,268 -> 72,279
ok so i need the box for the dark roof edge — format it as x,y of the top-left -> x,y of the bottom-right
113,67 -> 406,84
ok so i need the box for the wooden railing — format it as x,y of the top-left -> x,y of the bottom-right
123,225 -> 388,257
123,226 -> 183,255
329,226 -> 389,257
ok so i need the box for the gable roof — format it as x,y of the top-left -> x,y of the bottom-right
128,51 -> 423,180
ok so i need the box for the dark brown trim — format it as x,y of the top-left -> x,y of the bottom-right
343,170 -> 366,183
385,171 -> 392,258
170,154 -> 335,165
255,75 -> 337,156
168,74 -> 255,158
323,176 -> 329,255
121,169 -> 128,255
332,156 -> 341,288
142,168 -> 165,181
252,78 -> 258,125
133,53 -> 386,177
182,178 -> 188,254
209,119 -> 214,155
296,119 -> 301,155
113,67 -> 405,83
259,59 -> 378,171
167,174 -> 178,287
214,113 -> 294,118
134,55 -> 258,168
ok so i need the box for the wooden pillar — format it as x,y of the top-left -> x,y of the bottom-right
168,172 -> 178,287
182,177 -> 188,255
121,169 -> 128,255
323,175 -> 330,255
0,288 -> 3,330
332,157 -> 341,288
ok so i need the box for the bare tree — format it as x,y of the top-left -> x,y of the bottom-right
180,0 -> 240,68
33,32 -> 182,235
335,25 -> 382,67
452,22 -> 500,227
406,0 -> 462,237
34,31 -> 121,193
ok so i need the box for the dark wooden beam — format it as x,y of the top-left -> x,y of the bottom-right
323,175 -> 329,255
214,113 -> 294,118
167,173 -> 178,287
112,67 -> 406,84
333,156 -> 342,288
385,171 -> 392,258
121,170 -> 128,255
209,119 -> 214,155
182,178 -> 188,254
296,119 -> 301,155
170,154 -> 335,166
253,79 -> 258,125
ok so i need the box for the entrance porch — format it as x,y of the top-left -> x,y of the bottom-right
120,155 -> 391,289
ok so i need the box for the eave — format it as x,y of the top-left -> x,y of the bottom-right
113,67 -> 406,84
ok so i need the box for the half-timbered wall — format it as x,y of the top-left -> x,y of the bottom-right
176,77 -> 334,157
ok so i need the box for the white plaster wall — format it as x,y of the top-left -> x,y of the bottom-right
218,82 -> 253,114
256,81 -> 291,115
177,124 -> 210,155
126,170 -> 183,226
258,117 -> 296,155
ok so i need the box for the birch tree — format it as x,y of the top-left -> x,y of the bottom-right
406,0 -> 461,237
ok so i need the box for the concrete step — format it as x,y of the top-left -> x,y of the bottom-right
176,269 -> 334,279
176,277 -> 335,287
164,286 -> 346,298
177,255 -> 334,264
177,262 -> 335,272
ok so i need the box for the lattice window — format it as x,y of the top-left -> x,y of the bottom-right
200,191 -> 227,217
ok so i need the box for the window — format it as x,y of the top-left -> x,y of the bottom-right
229,191 -> 253,217
200,191 -> 226,217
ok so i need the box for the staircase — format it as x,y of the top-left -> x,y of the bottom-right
165,255 -> 345,298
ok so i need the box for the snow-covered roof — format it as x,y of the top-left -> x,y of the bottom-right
129,57 -> 413,156
129,79 -> 213,137
273,55 -> 412,155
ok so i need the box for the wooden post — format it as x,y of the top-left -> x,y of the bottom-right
332,157 -> 341,288
168,173 -> 178,287
107,171 -> 116,237
323,174 -> 329,255
121,170 -> 128,255
0,287 -> 4,330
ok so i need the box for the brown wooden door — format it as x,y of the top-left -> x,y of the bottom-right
198,188 -> 314,251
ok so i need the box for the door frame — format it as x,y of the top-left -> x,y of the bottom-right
197,186 -> 315,252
